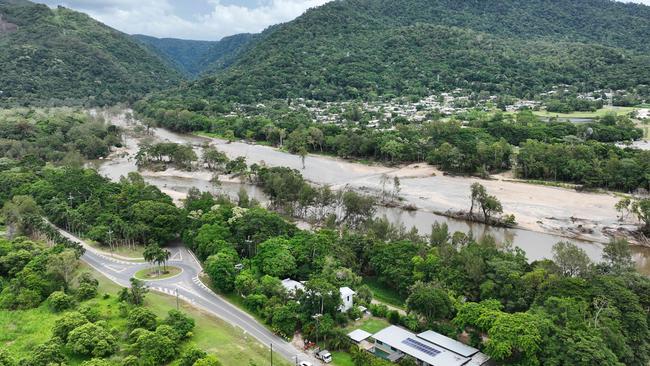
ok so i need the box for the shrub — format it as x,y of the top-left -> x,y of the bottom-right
52,311 -> 89,342
67,323 -> 118,358
177,346 -> 207,366
77,273 -> 99,300
127,307 -> 157,331
387,310 -> 401,324
23,339 -> 66,366
79,303 -> 101,322
162,309 -> 195,340
48,291 -> 75,312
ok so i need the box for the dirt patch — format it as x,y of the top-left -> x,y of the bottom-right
0,15 -> 18,34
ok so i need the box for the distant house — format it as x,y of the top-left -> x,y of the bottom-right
281,278 -> 305,297
365,325 -> 492,366
339,287 -> 356,312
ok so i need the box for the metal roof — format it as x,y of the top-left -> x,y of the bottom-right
417,330 -> 480,357
340,287 -> 355,297
347,329 -> 372,343
372,326 -> 470,366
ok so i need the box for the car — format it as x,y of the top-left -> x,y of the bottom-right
316,350 -> 332,363
299,362 -> 313,366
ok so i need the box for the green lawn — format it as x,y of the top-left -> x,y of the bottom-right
134,265 -> 182,280
363,277 -> 405,308
530,106 -> 636,119
332,350 -> 355,366
1,263 -> 290,366
86,240 -> 145,259
345,317 -> 390,334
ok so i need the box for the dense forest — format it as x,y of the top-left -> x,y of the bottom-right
0,0 -> 181,107
133,33 -> 258,78
148,0 -> 650,103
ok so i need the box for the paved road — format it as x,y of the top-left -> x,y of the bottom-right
58,229 -> 319,365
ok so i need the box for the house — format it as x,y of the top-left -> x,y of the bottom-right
367,325 -> 491,366
281,278 -> 305,297
339,287 -> 356,312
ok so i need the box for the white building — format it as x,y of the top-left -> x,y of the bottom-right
281,278 -> 305,297
339,287 -> 356,312
366,325 -> 491,366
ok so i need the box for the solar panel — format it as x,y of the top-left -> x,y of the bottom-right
402,338 -> 441,357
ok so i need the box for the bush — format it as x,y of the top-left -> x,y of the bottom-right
23,339 -> 66,366
77,273 -> 99,301
79,303 -> 101,322
52,311 -> 89,342
66,323 -> 119,358
130,328 -> 177,365
127,307 -> 157,331
0,349 -> 16,366
81,359 -> 114,366
162,309 -> 195,340
177,346 -> 207,366
48,291 -> 75,312
387,310 -> 401,324
369,303 -> 388,318
192,355 -> 222,366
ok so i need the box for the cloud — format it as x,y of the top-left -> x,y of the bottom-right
39,0 -> 332,40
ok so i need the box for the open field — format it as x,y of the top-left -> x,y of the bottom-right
0,263 -> 290,366
530,106 -> 636,119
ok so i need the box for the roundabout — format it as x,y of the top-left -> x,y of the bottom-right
134,265 -> 183,281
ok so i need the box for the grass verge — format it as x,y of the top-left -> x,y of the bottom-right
134,265 -> 182,280
362,277 -> 405,309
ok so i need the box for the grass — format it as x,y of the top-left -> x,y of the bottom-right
344,317 -> 390,334
530,106 -> 636,119
86,240 -> 144,259
332,351 -> 355,366
134,266 -> 182,280
362,277 -> 405,309
0,263 -> 290,366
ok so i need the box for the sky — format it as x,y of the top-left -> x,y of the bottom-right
37,0 -> 650,41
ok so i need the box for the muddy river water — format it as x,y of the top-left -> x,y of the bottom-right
96,113 -> 650,275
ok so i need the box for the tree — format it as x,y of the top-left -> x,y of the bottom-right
118,278 -> 148,306
205,248 -> 239,292
469,182 -> 486,217
177,347 -> 207,366
1,195 -> 42,237
46,249 -> 79,290
552,241 -> 591,277
192,355 -> 222,366
130,327 -> 178,365
0,349 -> 16,366
47,291 -> 75,312
602,238 -> 634,273
23,339 -> 66,366
127,307 -> 158,331
52,311 -> 89,342
67,323 -> 118,357
163,309 -> 195,339
631,198 -> 650,234
406,282 -> 453,323
76,272 -> 99,301
255,237 -> 296,278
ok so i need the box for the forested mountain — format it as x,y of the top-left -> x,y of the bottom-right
159,0 -> 650,103
133,33 -> 258,77
0,0 -> 181,107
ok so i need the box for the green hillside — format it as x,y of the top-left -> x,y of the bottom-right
159,0 -> 650,103
133,33 -> 258,78
0,0 -> 181,107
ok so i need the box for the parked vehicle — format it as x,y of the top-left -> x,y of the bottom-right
316,350 -> 332,363
299,362 -> 313,366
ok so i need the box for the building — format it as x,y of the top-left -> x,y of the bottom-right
339,287 -> 356,312
281,278 -> 305,297
357,325 -> 491,366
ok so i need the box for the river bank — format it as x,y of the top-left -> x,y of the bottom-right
95,109 -> 650,274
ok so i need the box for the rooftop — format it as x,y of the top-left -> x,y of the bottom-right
340,287 -> 355,297
373,326 -> 470,366
417,330 -> 479,358
281,278 -> 305,293
348,329 -> 373,343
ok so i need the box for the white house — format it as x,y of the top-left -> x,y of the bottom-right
281,278 -> 305,297
368,325 -> 491,366
339,287 -> 356,312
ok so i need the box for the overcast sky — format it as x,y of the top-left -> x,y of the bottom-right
37,0 -> 650,41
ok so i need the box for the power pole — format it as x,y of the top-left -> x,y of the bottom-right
270,343 -> 273,366
175,288 -> 179,310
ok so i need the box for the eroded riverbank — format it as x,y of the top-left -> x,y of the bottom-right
95,110 -> 650,274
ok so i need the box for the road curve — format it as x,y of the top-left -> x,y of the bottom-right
57,228 -> 320,365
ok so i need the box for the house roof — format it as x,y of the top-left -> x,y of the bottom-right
347,329 -> 372,343
417,330 -> 479,358
372,326 -> 470,366
340,287 -> 355,297
281,278 -> 305,293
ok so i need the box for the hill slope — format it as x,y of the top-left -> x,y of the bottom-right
0,0 -> 181,106
163,0 -> 650,103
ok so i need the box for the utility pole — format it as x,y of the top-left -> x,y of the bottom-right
175,288 -> 179,310
107,228 -> 114,257
270,343 -> 273,366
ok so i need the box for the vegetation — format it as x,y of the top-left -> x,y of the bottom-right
147,0 -> 650,103
133,33 -> 258,77
0,0 -> 181,107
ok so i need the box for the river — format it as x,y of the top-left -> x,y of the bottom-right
96,112 -> 650,275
